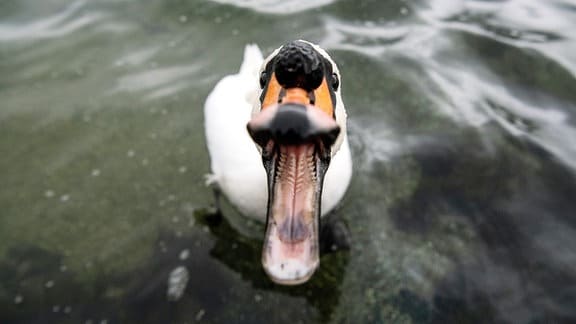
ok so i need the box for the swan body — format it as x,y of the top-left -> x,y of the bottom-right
204,41 -> 352,284
204,45 -> 268,219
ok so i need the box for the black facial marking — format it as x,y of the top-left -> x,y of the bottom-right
331,73 -> 339,91
259,71 -> 267,89
320,56 -> 337,115
259,59 -> 275,104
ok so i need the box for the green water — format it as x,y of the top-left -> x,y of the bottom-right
2,0 -> 576,323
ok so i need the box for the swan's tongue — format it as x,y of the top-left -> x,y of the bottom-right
262,144 -> 321,285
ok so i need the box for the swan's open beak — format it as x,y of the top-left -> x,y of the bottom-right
247,82 -> 339,284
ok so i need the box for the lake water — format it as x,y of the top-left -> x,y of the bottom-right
1,0 -> 576,323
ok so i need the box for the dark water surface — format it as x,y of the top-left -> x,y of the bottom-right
2,0 -> 576,323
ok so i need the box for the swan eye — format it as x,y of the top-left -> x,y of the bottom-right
331,73 -> 339,91
259,72 -> 267,89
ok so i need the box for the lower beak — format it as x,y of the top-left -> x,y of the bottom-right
263,143 -> 322,284
247,103 -> 339,285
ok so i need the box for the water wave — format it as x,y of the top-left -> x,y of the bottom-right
321,4 -> 576,171
0,1 -> 106,41
109,64 -> 201,100
206,0 -> 337,14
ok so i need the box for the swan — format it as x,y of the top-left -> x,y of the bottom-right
204,40 -> 352,285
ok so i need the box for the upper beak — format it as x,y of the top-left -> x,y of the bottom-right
247,84 -> 339,285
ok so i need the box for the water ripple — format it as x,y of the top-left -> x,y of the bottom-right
114,47 -> 161,67
0,0 -> 106,41
416,54 -> 576,170
321,4 -> 576,171
109,65 -> 200,100
321,17 -> 413,57
415,0 -> 576,77
206,0 -> 336,14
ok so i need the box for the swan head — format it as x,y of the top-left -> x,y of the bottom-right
246,40 -> 347,285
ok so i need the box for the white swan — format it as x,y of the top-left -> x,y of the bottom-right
204,40 -> 352,285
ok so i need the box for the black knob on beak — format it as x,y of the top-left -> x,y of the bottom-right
274,41 -> 324,92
